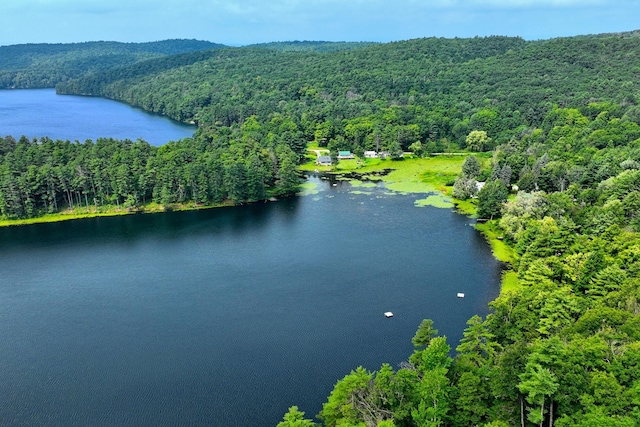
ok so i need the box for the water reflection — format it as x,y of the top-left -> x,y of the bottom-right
0,197 -> 303,251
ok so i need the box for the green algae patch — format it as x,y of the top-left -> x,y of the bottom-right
380,157 -> 463,194
303,156 -> 464,196
473,219 -> 519,296
349,181 -> 377,188
453,198 -> 478,216
415,194 -> 455,208
299,181 -> 321,196
0,210 -> 132,227
0,200 -> 236,228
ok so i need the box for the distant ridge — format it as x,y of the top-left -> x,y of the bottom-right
0,39 -> 224,89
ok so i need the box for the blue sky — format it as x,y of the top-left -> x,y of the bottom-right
0,0 -> 639,46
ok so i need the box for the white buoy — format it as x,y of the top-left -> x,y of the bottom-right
384,312 -> 394,318
457,293 -> 465,298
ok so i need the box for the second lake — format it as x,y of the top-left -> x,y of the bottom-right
0,89 -> 195,145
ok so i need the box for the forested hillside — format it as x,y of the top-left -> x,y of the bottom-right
56,36 -> 528,129
53,34 -> 640,155
3,32 -> 640,426
0,39 -> 223,88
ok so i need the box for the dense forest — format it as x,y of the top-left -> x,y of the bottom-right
0,128 -> 302,218
3,31 -> 640,426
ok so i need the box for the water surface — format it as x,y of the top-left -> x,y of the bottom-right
0,89 -> 195,145
0,178 -> 501,426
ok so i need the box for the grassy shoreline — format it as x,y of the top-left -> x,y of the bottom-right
0,201 -> 235,228
1,154 -> 466,227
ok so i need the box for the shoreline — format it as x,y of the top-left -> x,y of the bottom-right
2,155 -> 460,228
0,201 -> 236,228
1,154 -> 516,293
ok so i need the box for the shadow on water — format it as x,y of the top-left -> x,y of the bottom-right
0,197 -> 303,252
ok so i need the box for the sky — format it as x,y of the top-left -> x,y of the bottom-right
0,0 -> 639,46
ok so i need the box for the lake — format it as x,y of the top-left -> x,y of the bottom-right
0,90 -> 502,426
0,178 -> 502,426
0,89 -> 195,145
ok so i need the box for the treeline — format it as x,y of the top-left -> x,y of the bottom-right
0,118 -> 303,218
246,40 -> 377,52
0,39 -> 223,89
284,105 -> 640,426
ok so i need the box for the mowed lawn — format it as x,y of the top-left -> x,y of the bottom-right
303,154 -> 468,194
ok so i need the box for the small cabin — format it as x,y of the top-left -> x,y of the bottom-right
316,155 -> 333,166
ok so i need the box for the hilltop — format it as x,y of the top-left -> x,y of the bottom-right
0,39 -> 223,88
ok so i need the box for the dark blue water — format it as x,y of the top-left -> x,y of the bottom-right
0,89 -> 195,145
0,177 -> 502,426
